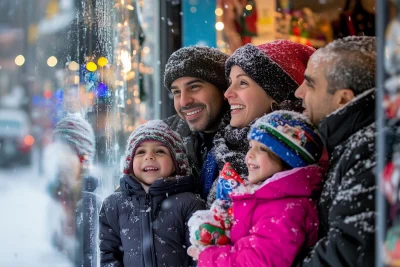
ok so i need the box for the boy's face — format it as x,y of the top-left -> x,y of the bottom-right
245,140 -> 285,184
133,141 -> 175,186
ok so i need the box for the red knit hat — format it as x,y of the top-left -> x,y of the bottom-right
225,40 -> 315,104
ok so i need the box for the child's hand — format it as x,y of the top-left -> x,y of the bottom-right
187,245 -> 201,261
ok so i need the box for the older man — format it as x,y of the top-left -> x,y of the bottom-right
295,36 -> 376,266
163,46 -> 229,179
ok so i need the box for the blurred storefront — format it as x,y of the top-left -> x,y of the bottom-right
182,0 -> 376,53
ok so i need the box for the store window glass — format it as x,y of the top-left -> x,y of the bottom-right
0,0 -> 159,266
214,0 -> 376,54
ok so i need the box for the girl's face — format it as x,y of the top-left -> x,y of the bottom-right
245,140 -> 285,184
133,141 -> 175,186
225,66 -> 275,128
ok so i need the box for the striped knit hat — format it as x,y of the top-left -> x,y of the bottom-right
123,120 -> 190,176
53,113 -> 95,164
248,111 -> 323,168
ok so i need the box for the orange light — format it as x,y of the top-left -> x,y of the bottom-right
44,89 -> 52,99
24,135 -> 35,146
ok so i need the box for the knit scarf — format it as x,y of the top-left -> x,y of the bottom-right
212,124 -> 250,178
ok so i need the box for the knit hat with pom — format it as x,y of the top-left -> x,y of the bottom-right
123,120 -> 190,176
164,46 -> 229,91
248,111 -> 323,168
226,40 -> 315,104
53,113 -> 95,164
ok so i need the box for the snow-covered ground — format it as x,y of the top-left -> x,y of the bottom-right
0,153 -> 73,267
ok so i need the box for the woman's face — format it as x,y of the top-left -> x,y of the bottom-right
225,66 -> 274,128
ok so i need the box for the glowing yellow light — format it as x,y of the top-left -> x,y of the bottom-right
134,90 -> 139,97
215,8 -> 223,16
135,98 -> 140,104
97,57 -> 108,67
126,99 -> 132,105
86,62 -> 97,72
47,56 -> 58,67
128,126 -> 134,132
68,61 -> 79,71
143,47 -> 150,54
74,75 -> 79,84
120,49 -> 131,73
246,4 -> 252,10
15,55 -> 25,66
215,22 -> 224,31
126,4 -> 134,10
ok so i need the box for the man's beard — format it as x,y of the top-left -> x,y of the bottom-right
187,109 -> 221,133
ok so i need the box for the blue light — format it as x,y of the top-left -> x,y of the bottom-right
96,82 -> 109,97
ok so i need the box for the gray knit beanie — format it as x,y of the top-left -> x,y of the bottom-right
164,46 -> 229,91
53,113 -> 95,164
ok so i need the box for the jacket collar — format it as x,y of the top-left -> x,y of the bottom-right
318,88 -> 375,156
232,165 -> 323,201
121,174 -> 195,196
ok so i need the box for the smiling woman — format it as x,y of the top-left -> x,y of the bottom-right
200,40 -> 316,207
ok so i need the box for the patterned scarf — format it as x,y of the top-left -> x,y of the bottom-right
212,124 -> 250,178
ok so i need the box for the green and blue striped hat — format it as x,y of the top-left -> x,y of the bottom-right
248,111 -> 323,168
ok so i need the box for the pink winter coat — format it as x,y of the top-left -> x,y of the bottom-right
198,165 -> 323,267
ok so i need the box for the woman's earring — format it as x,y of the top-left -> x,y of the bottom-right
271,102 -> 278,112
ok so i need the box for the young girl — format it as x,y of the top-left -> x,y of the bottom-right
189,111 -> 324,267
99,120 -> 205,267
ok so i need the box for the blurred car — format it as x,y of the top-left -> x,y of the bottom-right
0,108 -> 34,167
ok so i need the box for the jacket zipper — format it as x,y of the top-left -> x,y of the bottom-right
141,194 -> 156,267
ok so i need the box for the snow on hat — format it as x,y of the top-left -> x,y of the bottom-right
248,111 -> 323,168
53,113 -> 95,164
164,46 -> 229,91
226,40 -> 315,103
123,120 -> 190,176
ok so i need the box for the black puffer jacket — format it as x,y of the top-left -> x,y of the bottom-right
303,89 -> 376,267
164,115 -> 215,179
99,175 -> 205,267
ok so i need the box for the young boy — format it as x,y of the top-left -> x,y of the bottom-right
99,120 -> 205,267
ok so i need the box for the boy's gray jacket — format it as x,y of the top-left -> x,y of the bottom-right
99,175 -> 205,267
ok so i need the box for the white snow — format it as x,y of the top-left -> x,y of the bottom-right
0,164 -> 72,267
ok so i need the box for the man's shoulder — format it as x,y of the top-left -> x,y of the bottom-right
163,114 -> 192,137
328,122 -> 376,182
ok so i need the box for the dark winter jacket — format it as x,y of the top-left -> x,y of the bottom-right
99,174 -> 205,267
302,88 -> 376,267
76,175 -> 100,267
164,115 -> 216,185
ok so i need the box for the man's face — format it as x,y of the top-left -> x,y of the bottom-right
295,57 -> 337,126
170,77 -> 225,133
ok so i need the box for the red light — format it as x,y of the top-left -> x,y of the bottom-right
44,90 -> 52,99
24,135 -> 35,146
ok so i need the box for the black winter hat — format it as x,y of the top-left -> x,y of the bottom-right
164,46 -> 229,91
